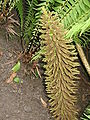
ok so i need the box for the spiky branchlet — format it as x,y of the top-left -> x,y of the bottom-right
40,8 -> 80,120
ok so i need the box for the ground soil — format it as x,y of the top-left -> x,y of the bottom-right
0,29 -> 90,120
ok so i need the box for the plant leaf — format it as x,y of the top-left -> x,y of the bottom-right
12,61 -> 20,72
14,77 -> 20,83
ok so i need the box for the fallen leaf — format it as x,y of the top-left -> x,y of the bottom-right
6,72 -> 17,83
40,97 -> 47,108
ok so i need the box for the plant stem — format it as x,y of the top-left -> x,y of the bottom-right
76,43 -> 90,76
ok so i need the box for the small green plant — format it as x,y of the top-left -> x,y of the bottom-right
12,61 -> 22,83
13,77 -> 20,83
12,61 -> 20,72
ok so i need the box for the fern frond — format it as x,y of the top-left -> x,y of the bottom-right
58,0 -> 90,29
23,0 -> 48,50
0,0 -> 19,16
66,18 -> 90,39
55,0 -> 90,46
24,0 -> 38,30
40,8 -> 80,120
15,0 -> 23,30
31,48 -> 45,62
0,1 -> 3,13
23,0 -> 39,43
47,0 -> 64,11
81,103 -> 90,120
23,0 -> 55,42
7,0 -> 19,15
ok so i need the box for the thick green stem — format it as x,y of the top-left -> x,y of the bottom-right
76,43 -> 90,76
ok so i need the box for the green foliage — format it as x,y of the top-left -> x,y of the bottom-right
0,0 -> 19,16
15,0 -> 23,31
23,0 -> 39,43
40,8 -> 80,120
31,48 -> 45,62
14,77 -> 20,83
81,103 -> 90,120
57,0 -> 90,29
66,18 -> 90,39
54,0 -> 90,46
23,0 -> 52,41
47,0 -> 64,11
8,0 -> 20,14
12,61 -> 20,72
22,0 -> 59,47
